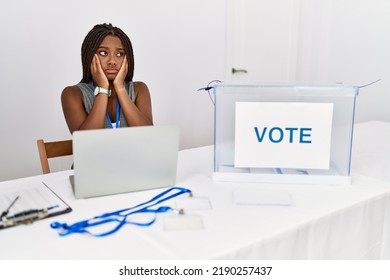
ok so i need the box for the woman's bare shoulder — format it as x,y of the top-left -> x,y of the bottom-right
61,85 -> 83,99
133,81 -> 149,91
133,81 -> 150,98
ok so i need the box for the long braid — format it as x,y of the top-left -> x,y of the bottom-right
80,23 -> 135,83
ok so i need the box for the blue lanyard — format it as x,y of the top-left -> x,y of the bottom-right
92,82 -> 120,129
51,187 -> 192,237
106,99 -> 120,128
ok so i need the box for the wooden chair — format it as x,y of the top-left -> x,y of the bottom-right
37,139 -> 73,174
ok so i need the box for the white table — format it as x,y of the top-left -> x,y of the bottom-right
1,122 -> 390,260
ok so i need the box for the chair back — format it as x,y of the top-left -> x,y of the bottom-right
37,139 -> 73,174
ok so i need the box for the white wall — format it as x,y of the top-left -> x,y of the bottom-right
0,0 -> 226,181
295,0 -> 390,123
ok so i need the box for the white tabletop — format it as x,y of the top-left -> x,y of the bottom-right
1,122 -> 390,260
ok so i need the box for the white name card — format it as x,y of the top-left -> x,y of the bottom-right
234,102 -> 334,169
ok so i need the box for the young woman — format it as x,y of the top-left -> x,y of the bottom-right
61,23 -> 153,133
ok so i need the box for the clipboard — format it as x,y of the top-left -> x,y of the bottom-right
0,180 -> 72,230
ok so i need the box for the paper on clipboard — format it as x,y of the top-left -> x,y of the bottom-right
0,180 -> 71,229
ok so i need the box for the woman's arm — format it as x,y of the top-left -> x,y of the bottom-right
61,86 -> 108,133
113,56 -> 153,126
115,81 -> 153,126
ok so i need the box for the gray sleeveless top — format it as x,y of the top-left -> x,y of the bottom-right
76,81 -> 135,128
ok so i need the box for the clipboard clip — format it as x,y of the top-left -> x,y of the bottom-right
1,205 -> 58,227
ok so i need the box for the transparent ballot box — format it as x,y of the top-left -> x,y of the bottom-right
213,82 -> 359,185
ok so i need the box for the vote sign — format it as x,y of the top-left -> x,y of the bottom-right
234,102 -> 334,169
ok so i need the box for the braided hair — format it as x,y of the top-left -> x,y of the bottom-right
80,23 -> 134,83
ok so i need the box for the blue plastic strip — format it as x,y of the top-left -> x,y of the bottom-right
51,187 -> 192,237
105,99 -> 120,128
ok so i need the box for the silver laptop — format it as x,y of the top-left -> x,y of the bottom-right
72,125 -> 180,199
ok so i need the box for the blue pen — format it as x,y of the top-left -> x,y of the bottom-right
2,205 -> 59,227
6,205 -> 58,219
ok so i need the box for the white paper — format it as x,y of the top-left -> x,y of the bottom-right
163,215 -> 204,231
233,189 -> 293,206
175,197 -> 212,210
0,180 -> 70,225
235,102 -> 333,169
